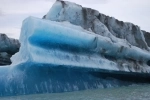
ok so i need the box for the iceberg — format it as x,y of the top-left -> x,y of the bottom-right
0,33 -> 20,65
12,0 -> 150,73
11,16 -> 150,72
0,0 -> 150,97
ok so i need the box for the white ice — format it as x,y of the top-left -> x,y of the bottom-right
11,16 -> 150,72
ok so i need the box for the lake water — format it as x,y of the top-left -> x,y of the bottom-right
1,84 -> 150,100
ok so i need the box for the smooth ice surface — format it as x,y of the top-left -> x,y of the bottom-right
12,16 -> 150,72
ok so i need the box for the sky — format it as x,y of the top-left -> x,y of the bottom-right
0,0 -> 150,39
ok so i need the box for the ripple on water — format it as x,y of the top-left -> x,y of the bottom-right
1,84 -> 150,100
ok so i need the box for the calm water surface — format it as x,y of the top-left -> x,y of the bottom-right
1,84 -> 150,100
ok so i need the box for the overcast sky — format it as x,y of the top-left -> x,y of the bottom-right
0,0 -> 150,39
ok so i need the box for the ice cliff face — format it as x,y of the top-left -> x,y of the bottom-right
0,33 -> 20,65
45,0 -> 149,51
143,31 -> 150,47
12,0 -> 150,73
43,0 -> 150,72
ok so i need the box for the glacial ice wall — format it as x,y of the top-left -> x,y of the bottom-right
44,0 -> 150,72
11,16 -> 150,73
143,31 -> 150,47
0,33 -> 20,65
45,0 -> 149,50
11,0 -> 150,73
0,33 -> 20,55
2,63 -> 150,97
